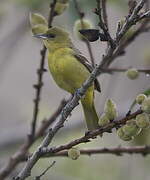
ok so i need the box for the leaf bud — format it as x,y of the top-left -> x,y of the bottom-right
29,13 -> 47,27
98,113 -> 110,126
141,97 -> 150,114
117,127 -> 133,141
54,2 -> 69,16
104,99 -> 118,120
122,120 -> 141,137
31,24 -> 48,35
136,94 -> 147,105
136,113 -> 150,129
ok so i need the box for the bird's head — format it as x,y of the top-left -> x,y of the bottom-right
34,27 -> 71,52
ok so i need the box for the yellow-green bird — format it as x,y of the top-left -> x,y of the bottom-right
34,27 -> 100,130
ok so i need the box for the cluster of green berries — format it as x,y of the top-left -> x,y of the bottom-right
117,94 -> 150,141
29,1 -> 69,35
98,99 -> 118,126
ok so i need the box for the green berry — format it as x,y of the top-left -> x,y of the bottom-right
136,113 -> 150,129
104,99 -> 118,120
117,127 -> 133,141
73,19 -> 93,40
98,113 -> 110,126
68,148 -> 80,160
122,120 -> 141,137
136,94 -> 147,105
126,68 -> 139,80
141,97 -> 150,114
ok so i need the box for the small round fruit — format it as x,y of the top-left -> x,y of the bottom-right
122,120 -> 141,137
126,68 -> 139,80
117,127 -> 133,141
136,94 -> 147,105
68,148 -> 80,160
136,113 -> 150,129
141,97 -> 150,114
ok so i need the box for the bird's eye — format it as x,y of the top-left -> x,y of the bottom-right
46,34 -> 56,39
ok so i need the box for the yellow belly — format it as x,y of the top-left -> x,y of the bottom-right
48,48 -> 92,94
47,48 -> 98,130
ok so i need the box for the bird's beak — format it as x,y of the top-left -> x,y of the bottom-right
33,34 -> 48,39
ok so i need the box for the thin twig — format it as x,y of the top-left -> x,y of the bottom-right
41,109 -> 142,155
14,109 -> 142,180
96,0 -> 115,48
111,25 -> 150,60
101,68 -> 150,73
101,0 -> 109,47
116,0 -> 148,43
105,1 -> 150,67
139,10 -> 150,20
73,0 -> 95,67
31,46 -> 46,138
17,110 -> 144,161
85,41 -> 95,67
101,0 -> 108,28
0,100 -> 67,180
31,0 -> 57,138
35,161 -> 56,180
46,146 -> 150,157
0,2 -> 59,179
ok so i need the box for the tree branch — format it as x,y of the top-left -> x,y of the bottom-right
47,146 -> 150,157
35,161 -> 56,180
31,0 -> 57,138
0,100 -> 67,180
41,109 -> 142,156
73,0 -> 95,67
12,0 -> 149,179
16,110 -> 144,162
116,0 -> 147,43
101,68 -> 150,74
95,0 -> 115,48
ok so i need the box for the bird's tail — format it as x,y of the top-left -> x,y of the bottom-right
81,88 -> 99,130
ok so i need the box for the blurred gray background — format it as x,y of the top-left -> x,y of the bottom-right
0,0 -> 150,180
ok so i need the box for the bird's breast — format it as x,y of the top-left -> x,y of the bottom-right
47,48 -> 91,93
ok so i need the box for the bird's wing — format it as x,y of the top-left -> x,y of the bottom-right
70,44 -> 101,92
